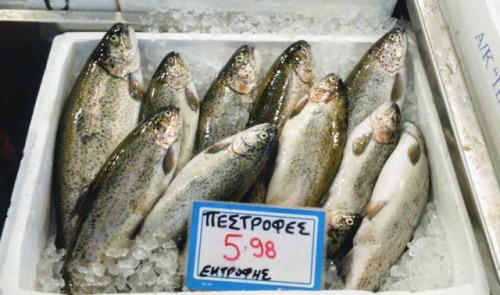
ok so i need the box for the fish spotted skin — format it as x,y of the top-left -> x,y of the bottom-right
325,209 -> 362,258
248,40 -> 313,131
342,121 -> 429,291
140,123 -> 277,247
54,23 -> 143,248
322,102 -> 401,215
193,45 -> 261,155
245,40 -> 313,203
63,106 -> 182,294
266,73 -> 347,207
140,51 -> 200,173
345,27 -> 407,134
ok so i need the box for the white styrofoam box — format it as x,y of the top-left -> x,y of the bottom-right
0,31 -> 489,294
0,0 -> 118,10
117,0 -> 397,18
438,0 -> 500,177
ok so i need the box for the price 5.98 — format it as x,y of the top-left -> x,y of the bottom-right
222,234 -> 277,261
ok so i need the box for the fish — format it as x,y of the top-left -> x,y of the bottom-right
345,27 -> 407,134
325,210 -> 362,258
53,23 -> 143,248
248,40 -> 313,131
139,123 -> 277,247
192,45 -> 261,155
63,106 -> 182,294
322,102 -> 401,216
342,121 -> 429,291
265,73 -> 348,207
245,40 -> 313,203
139,51 -> 200,173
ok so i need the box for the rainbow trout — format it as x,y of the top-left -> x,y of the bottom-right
346,27 -> 407,134
63,107 -> 182,294
140,51 -> 200,173
193,45 -> 261,155
54,23 -> 143,248
343,122 -> 429,291
266,74 -> 347,207
140,124 -> 277,247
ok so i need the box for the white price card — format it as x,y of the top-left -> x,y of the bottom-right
185,201 -> 326,291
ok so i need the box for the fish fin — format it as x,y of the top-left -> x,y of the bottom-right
185,87 -> 199,112
352,132 -> 372,155
129,73 -> 145,100
391,72 -> 404,102
205,141 -> 231,154
363,201 -> 387,219
408,143 -> 421,165
289,96 -> 309,119
163,145 -> 177,175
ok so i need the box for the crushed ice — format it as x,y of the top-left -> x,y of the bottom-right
37,235 -> 181,293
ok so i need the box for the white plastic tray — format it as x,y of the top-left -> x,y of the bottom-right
0,32 -> 489,295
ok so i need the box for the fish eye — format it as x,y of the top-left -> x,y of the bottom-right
259,133 -> 268,140
165,110 -> 172,117
167,57 -> 175,64
345,217 -> 354,226
110,35 -> 119,44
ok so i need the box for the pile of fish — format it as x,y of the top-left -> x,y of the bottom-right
50,23 -> 430,294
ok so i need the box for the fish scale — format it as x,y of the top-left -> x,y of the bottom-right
265,73 -> 347,208
345,27 -> 408,134
140,123 -> 277,247
53,23 -> 143,249
63,107 -> 182,294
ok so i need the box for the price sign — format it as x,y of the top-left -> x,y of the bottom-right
185,201 -> 326,291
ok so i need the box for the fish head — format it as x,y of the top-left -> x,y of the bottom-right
95,23 -> 141,78
231,123 -> 277,157
154,52 -> 192,90
228,45 -> 261,95
370,102 -> 401,144
327,210 -> 362,232
150,106 -> 182,149
309,73 -> 345,103
288,40 -> 313,84
374,27 -> 408,73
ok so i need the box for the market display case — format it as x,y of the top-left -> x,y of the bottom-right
0,0 -> 498,294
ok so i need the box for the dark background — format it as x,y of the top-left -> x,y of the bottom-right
0,0 -> 409,235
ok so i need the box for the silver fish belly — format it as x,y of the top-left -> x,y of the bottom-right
322,102 -> 401,215
266,73 -> 348,207
54,23 -> 143,248
140,123 -> 277,246
140,51 -> 200,173
342,121 -> 429,291
345,27 -> 408,134
64,106 -> 182,294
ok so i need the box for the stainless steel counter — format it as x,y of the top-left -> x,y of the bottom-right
0,0 -> 498,293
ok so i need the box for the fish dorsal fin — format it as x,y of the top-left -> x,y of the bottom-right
363,201 -> 387,219
163,145 -> 177,175
185,87 -> 199,112
391,72 -> 404,102
352,132 -> 372,156
289,96 -> 309,119
205,141 -> 231,154
407,143 -> 421,165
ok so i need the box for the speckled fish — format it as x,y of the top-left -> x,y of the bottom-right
342,122 -> 429,291
140,51 -> 200,173
140,123 -> 277,246
63,107 -> 182,294
245,40 -> 313,203
345,27 -> 407,134
248,40 -> 313,131
325,210 -> 361,258
53,23 -> 143,248
322,102 -> 401,215
192,45 -> 261,155
265,74 -> 348,207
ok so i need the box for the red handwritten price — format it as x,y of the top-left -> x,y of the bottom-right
222,234 -> 277,261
